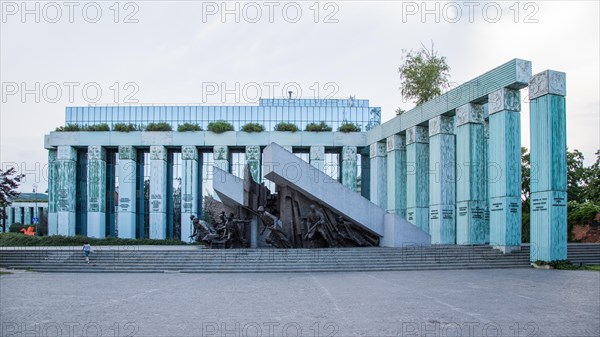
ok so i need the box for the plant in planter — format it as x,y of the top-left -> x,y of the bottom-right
177,123 -> 203,132
274,122 -> 299,132
207,120 -> 234,133
145,122 -> 173,131
113,123 -> 139,132
85,123 -> 111,131
304,121 -> 332,132
337,121 -> 361,133
55,124 -> 82,132
241,123 -> 265,133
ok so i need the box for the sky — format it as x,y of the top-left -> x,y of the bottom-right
1,0 -> 599,193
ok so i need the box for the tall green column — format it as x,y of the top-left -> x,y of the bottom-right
181,146 -> 199,242
341,146 -> 358,191
369,142 -> 387,208
455,103 -> 488,244
149,146 -> 167,239
429,116 -> 456,244
117,146 -> 137,239
56,146 -> 77,236
245,146 -> 261,183
310,146 -> 325,173
24,207 -> 31,225
488,88 -> 522,253
529,70 -> 567,262
406,126 -> 429,233
386,135 -> 406,217
6,207 -> 13,227
87,146 -> 107,238
48,150 -> 58,235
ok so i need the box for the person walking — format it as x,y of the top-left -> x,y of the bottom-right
83,241 -> 92,264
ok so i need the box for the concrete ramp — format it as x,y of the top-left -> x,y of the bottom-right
262,143 -> 430,247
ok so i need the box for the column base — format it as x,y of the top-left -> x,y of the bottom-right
87,212 -> 106,238
489,196 -> 522,248
250,217 -> 258,248
180,212 -> 194,243
456,200 -> 488,244
429,204 -> 455,244
57,212 -> 76,236
118,212 -> 137,239
150,212 -> 167,239
406,207 -> 429,234
48,213 -> 58,236
530,191 -> 567,262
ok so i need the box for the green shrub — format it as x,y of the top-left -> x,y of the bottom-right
85,124 -> 110,131
567,201 -> 600,241
241,123 -> 265,133
145,122 -> 173,131
113,123 -> 138,132
177,123 -> 203,132
207,121 -> 234,133
337,122 -> 361,133
274,122 -> 299,132
55,124 -> 82,132
304,121 -> 332,132
0,232 -> 189,246
9,223 -> 24,233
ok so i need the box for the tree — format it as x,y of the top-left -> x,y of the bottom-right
398,41 -> 450,105
0,167 -> 25,231
521,147 -> 531,203
584,150 -> 600,204
567,149 -> 587,203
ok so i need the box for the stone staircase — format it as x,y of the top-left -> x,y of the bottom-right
1,244 -> 596,273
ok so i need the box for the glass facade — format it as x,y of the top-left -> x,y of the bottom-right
65,98 -> 381,131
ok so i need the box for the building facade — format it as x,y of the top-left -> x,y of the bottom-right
44,59 -> 568,262
1,193 -> 49,231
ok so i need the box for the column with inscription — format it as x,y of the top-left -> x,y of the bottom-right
181,146 -> 199,242
341,146 -> 358,191
56,146 -> 77,236
406,126 -> 429,233
117,146 -> 137,238
87,145 -> 107,238
149,146 -> 167,239
529,70 -> 567,262
455,103 -> 488,244
47,150 -> 58,235
488,88 -> 522,253
245,146 -> 261,183
429,116 -> 456,244
369,142 -> 387,208
386,135 -> 406,216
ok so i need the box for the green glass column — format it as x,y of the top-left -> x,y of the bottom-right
48,150 -> 57,235
406,126 -> 429,233
429,116 -> 456,244
181,146 -> 199,242
245,146 -> 261,183
87,145 -> 107,238
488,88 -> 522,253
455,103 -> 488,244
369,142 -> 387,208
386,135 -> 406,217
56,146 -> 77,236
529,70 -> 567,262
341,146 -> 358,191
149,146 -> 167,239
117,146 -> 137,239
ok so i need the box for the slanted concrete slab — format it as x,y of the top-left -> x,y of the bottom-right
212,167 -> 244,207
262,143 -> 430,247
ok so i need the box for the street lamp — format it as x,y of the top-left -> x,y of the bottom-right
32,183 -> 38,236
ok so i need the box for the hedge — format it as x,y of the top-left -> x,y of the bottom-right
305,121 -> 332,132
241,123 -> 265,133
274,122 -> 299,132
0,232 -> 190,246
207,121 -> 234,133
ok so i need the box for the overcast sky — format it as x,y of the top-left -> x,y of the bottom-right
1,1 -> 598,193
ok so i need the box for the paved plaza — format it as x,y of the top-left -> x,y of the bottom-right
1,269 -> 599,337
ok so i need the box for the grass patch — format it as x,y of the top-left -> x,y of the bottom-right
0,271 -> 12,275
0,233 -> 188,247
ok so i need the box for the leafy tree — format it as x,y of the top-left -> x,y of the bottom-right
145,122 -> 173,131
177,123 -> 203,132
521,147 -> 531,203
0,168 -> 25,231
207,121 -> 234,133
398,41 -> 450,105
274,122 -> 299,132
584,150 -> 600,204
337,122 -> 361,133
113,123 -> 139,132
305,121 -> 332,132
567,149 -> 586,203
241,123 -> 265,133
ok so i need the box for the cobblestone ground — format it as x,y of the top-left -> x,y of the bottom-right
1,269 -> 599,337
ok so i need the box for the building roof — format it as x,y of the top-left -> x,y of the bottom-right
12,193 -> 49,202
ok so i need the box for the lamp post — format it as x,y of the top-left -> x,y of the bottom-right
32,183 -> 38,236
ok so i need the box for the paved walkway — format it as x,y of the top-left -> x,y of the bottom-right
1,269 -> 598,336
